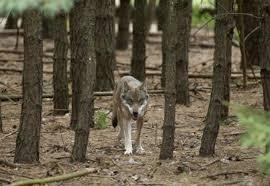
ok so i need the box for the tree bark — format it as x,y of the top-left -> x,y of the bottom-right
131,0 -> 146,82
14,10 -> 43,163
70,0 -> 96,162
159,0 -> 177,160
259,1 -> 270,111
236,0 -> 261,67
116,0 -> 131,50
53,13 -> 69,115
95,0 -> 115,91
175,0 -> 192,105
199,0 -> 234,157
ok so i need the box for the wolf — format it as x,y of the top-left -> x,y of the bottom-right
112,76 -> 149,155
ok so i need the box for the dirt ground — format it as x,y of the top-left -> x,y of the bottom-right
0,28 -> 270,186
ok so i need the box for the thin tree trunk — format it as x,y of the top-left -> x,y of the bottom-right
5,13 -> 18,29
145,0 -> 156,34
159,0 -> 177,160
14,10 -> 43,163
160,0 -> 168,88
199,0 -> 234,157
156,0 -> 167,31
259,1 -> 270,111
236,0 -> 261,67
42,17 -> 53,39
116,0 -> 131,50
261,69 -> 270,111
95,0 -> 115,91
175,0 -> 192,105
53,13 -> 69,115
131,0 -> 146,82
71,0 -> 96,162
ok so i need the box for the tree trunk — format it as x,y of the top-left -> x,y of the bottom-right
156,0 -> 167,31
14,10 -> 43,163
159,0 -> 177,160
42,17 -> 54,39
116,0 -> 130,50
199,0 -> 234,157
131,0 -> 146,82
5,13 -> 18,29
145,0 -> 156,34
95,0 -> 115,91
0,97 -> 2,133
175,0 -> 192,105
160,0 -> 168,88
70,0 -> 96,162
236,0 -> 261,67
259,1 -> 270,111
53,13 -> 69,115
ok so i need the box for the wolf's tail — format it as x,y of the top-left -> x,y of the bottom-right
112,105 -> 118,128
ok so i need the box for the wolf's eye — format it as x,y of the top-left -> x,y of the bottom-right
139,99 -> 145,105
126,98 -> 133,105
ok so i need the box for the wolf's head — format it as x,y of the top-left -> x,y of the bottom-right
120,81 -> 149,120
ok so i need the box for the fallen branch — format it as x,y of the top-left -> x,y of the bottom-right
10,168 -> 97,186
0,49 -> 53,59
204,170 -> 250,179
0,67 -> 53,74
0,90 -> 164,102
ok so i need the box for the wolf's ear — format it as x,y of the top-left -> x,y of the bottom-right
140,81 -> 147,91
123,81 -> 129,92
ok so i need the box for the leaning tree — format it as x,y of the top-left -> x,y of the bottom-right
199,0 -> 234,156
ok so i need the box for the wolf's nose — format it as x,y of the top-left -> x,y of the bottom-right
133,112 -> 138,118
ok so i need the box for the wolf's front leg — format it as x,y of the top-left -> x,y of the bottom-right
135,118 -> 144,154
123,119 -> 132,155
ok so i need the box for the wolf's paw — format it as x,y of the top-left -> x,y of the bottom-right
136,146 -> 145,154
124,148 -> 133,155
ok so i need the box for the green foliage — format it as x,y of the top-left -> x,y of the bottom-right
95,111 -> 108,129
192,4 -> 214,28
0,0 -> 74,16
234,105 -> 270,174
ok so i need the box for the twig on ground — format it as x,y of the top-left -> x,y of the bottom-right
10,168 -> 97,186
0,159 -> 18,169
0,130 -> 17,140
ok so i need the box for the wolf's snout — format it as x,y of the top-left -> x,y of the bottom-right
133,112 -> 138,118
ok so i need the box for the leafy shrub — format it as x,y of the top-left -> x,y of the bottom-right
234,105 -> 270,174
95,110 -> 108,129
0,0 -> 73,16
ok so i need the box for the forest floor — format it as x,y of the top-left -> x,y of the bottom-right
0,28 -> 269,186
